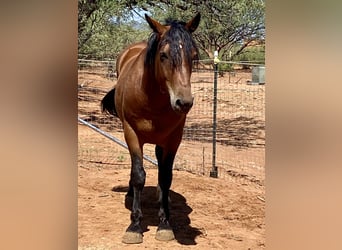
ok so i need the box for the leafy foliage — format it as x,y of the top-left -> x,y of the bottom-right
78,0 -> 148,59
78,0 -> 265,60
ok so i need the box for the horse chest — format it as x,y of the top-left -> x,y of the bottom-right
133,115 -> 185,143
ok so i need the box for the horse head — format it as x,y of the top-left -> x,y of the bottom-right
145,13 -> 201,114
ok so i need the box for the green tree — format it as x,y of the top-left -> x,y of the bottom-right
78,0 -> 146,58
78,0 -> 121,52
126,0 -> 265,60
78,0 -> 265,60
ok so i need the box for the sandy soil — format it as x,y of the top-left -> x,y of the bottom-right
78,153 -> 265,249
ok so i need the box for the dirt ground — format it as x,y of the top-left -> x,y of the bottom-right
78,66 -> 265,249
78,151 -> 265,249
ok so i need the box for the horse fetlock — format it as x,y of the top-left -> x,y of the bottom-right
130,209 -> 143,222
127,220 -> 143,232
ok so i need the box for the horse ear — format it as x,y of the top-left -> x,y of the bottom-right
185,13 -> 201,33
145,14 -> 167,34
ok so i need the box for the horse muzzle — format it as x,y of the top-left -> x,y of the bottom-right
173,97 -> 194,114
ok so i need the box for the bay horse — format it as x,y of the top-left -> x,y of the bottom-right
101,13 -> 201,244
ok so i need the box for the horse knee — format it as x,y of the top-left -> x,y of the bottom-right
130,153 -> 146,189
130,167 -> 146,190
131,168 -> 146,189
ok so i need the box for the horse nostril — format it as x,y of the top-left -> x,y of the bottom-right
176,99 -> 183,107
175,99 -> 193,112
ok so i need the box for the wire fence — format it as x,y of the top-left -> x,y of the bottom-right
78,58 -> 265,185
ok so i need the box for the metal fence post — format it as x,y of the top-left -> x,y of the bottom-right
210,52 -> 219,178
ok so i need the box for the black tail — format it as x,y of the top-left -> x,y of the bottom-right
101,88 -> 118,116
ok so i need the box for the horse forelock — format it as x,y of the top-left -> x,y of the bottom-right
145,19 -> 198,70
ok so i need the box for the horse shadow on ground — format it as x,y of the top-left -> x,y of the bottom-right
112,185 -> 203,245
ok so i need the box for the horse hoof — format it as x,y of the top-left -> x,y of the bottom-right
122,231 -> 143,244
155,229 -> 175,241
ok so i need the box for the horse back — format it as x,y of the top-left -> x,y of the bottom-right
102,42 -> 146,117
116,41 -> 147,77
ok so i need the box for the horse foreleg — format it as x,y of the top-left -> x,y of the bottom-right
122,152 -> 145,244
122,127 -> 146,244
155,145 -> 176,241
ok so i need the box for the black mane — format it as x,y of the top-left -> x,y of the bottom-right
145,19 -> 199,70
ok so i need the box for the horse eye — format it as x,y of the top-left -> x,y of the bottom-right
160,52 -> 168,61
192,53 -> 199,61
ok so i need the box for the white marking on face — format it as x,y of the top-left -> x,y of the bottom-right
179,44 -> 182,49
166,80 -> 177,108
